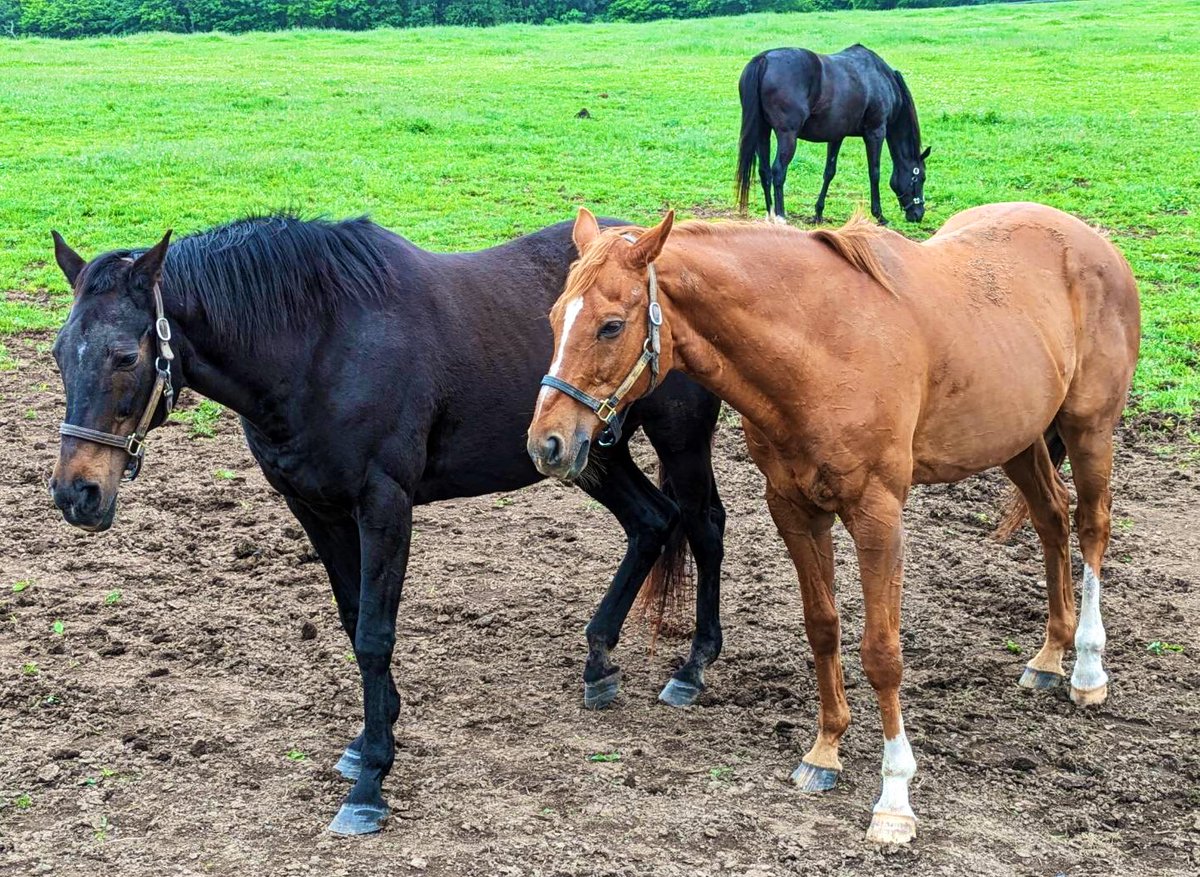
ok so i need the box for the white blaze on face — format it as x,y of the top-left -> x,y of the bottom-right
76,340 -> 88,365
534,296 -> 585,418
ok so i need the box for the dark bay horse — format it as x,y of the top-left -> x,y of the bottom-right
529,205 -> 1140,844
736,44 -> 931,225
46,215 -> 727,835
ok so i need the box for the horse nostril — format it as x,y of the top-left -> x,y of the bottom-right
544,435 -> 563,466
73,479 -> 102,514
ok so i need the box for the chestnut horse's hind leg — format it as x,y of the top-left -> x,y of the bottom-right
1059,422 -> 1116,706
764,489 -> 847,793
843,483 -> 918,845
1000,439 -> 1075,691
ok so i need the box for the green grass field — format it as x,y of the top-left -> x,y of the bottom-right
1,0 -> 1196,412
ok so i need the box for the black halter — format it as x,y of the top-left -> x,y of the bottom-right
540,234 -> 663,448
58,278 -> 176,482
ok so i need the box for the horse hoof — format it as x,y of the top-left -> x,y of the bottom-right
1070,682 -> 1108,707
334,746 -> 361,782
790,761 -> 839,792
1018,667 -> 1064,690
327,803 -> 388,836
658,678 -> 702,708
866,811 -> 917,845
583,671 -> 621,710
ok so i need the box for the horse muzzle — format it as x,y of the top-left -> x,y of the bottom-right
50,476 -> 118,532
528,432 -> 591,482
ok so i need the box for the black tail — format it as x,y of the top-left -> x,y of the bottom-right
736,54 -> 769,214
993,425 -> 1068,541
636,474 -> 694,650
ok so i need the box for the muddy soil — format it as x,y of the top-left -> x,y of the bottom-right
1,331 -> 1197,877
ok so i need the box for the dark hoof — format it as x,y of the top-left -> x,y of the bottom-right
583,670 -> 621,710
1018,667 -> 1064,691
334,746 -> 361,781
327,802 -> 388,836
791,760 -> 839,792
658,678 -> 702,708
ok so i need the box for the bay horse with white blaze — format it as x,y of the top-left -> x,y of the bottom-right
736,44 -> 930,225
46,215 -> 728,835
529,203 -> 1140,844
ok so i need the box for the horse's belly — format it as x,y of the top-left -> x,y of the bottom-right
910,323 -> 1074,484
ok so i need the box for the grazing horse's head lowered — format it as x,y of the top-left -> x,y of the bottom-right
47,230 -> 175,532
891,144 -> 931,224
528,208 -> 675,481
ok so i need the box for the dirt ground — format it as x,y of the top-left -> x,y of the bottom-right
1,330 -> 1197,877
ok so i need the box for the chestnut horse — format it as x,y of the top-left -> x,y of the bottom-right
528,203 -> 1140,844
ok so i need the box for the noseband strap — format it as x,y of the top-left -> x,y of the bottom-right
540,233 -> 663,448
58,279 -> 176,482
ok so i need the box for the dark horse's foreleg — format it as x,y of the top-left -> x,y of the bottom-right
865,128 -> 888,225
651,432 -> 726,708
283,498 -> 375,783
771,129 -> 799,223
578,443 -> 679,709
327,476 -> 413,836
813,138 -> 844,224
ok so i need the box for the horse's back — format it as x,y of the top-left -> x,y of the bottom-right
757,44 -> 895,137
906,204 -> 1139,476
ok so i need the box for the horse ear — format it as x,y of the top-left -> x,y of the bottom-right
573,207 -> 601,254
920,146 -> 931,161
629,210 -> 674,268
51,231 -> 86,287
130,230 -> 172,290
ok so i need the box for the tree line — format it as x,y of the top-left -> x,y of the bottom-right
0,1 -> 1026,38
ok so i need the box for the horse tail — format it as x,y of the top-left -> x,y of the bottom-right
992,425 -> 1068,541
637,472 -> 694,651
736,53 -> 769,214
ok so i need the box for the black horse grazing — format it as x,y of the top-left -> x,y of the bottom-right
736,44 -> 931,225
47,215 -> 726,835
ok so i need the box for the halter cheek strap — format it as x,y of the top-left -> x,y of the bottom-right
540,233 -> 663,448
58,279 -> 176,482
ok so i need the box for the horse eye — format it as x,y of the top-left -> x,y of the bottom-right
114,351 -> 139,370
598,320 -> 625,340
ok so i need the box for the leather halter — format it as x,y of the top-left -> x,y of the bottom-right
540,233 -> 663,448
58,277 -> 176,482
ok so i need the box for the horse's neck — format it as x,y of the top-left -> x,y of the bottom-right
660,234 -> 824,424
886,98 -> 919,164
161,284 -> 294,428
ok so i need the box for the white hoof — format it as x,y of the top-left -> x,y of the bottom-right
866,810 -> 917,845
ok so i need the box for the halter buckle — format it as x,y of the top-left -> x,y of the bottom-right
648,301 -> 663,327
595,400 -> 618,422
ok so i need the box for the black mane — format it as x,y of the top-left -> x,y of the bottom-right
889,69 -> 922,155
157,214 -> 397,348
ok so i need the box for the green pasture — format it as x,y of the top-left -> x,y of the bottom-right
0,0 -> 1196,411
